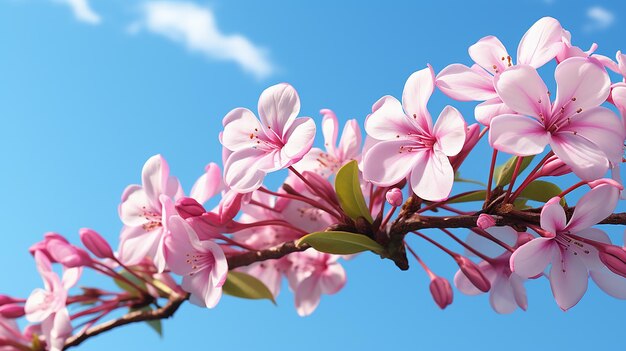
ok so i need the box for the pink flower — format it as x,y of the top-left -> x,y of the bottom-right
118,154 -> 183,271
0,316 -> 29,349
24,252 -> 78,351
286,250 -> 346,317
189,163 -> 223,205
510,183 -> 623,310
164,216 -> 228,308
221,83 -> 316,193
455,226 -> 527,314
489,57 -> 624,180
363,65 -> 466,201
294,109 -> 362,177
436,17 -> 565,125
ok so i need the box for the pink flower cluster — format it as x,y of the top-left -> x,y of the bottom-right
3,16 -> 626,350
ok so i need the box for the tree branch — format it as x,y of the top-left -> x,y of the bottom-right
63,293 -> 188,350
227,241 -> 310,269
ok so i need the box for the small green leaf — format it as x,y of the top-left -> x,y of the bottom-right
454,172 -> 486,187
513,198 -> 529,210
297,231 -> 385,255
335,160 -> 373,223
447,190 -> 486,204
113,270 -> 146,296
222,271 -> 276,304
518,180 -> 566,206
494,156 -> 534,187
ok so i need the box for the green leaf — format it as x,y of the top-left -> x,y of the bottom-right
494,156 -> 535,187
222,271 -> 276,304
447,190 -> 486,204
454,172 -> 486,186
130,306 -> 163,337
513,198 -> 529,210
297,231 -> 385,255
518,180 -> 567,206
113,270 -> 146,296
335,160 -> 373,223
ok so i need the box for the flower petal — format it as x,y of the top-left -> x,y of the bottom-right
282,117 -> 316,160
223,148 -> 268,193
567,184 -> 619,233
295,275 -> 322,317
190,163 -> 223,205
510,237 -> 556,278
363,139 -> 420,186
433,106 -> 466,157
562,106 -> 625,164
552,57 -> 611,121
474,97 -> 516,126
320,109 -> 338,156
490,275 -> 518,314
337,119 -> 362,161
320,263 -> 346,295
221,108 -> 263,151
549,250 -> 588,311
365,96 -> 415,140
494,64 -> 551,119
591,267 -> 626,299
517,17 -> 564,68
469,36 -> 510,74
540,197 -> 567,235
550,132 -> 609,181
118,225 -> 161,266
402,65 -> 435,133
410,149 -> 454,201
257,83 -> 301,137
435,63 -> 497,101
489,114 -> 549,156
141,155 -> 170,210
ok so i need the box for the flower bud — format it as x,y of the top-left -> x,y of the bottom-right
599,244 -> 626,279
46,238 -> 91,268
175,197 -> 206,219
0,295 -> 22,306
588,178 -> 624,190
429,276 -> 453,309
219,190 -> 244,224
385,188 -> 403,207
476,214 -> 496,230
454,256 -> 491,292
0,304 -> 25,319
537,155 -> 572,178
80,228 -> 114,259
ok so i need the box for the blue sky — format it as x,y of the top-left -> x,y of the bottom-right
0,0 -> 625,350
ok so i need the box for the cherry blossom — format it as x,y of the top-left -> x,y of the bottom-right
489,57 -> 624,180
363,65 -> 466,201
436,17 -> 565,125
221,83 -> 316,193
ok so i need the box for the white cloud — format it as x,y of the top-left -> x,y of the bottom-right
132,1 -> 274,79
55,0 -> 102,25
584,6 -> 615,32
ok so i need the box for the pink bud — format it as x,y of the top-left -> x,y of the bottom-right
80,228 -> 114,259
588,178 -> 624,190
476,214 -> 496,230
0,295 -> 23,306
219,190 -> 244,224
454,256 -> 491,292
599,244 -> 626,279
385,188 -> 403,207
450,123 -> 479,170
45,238 -> 91,268
537,155 -> 572,177
429,276 -> 453,309
0,304 -> 25,318
175,197 -> 206,219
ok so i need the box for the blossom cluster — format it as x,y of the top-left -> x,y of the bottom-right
2,17 -> 626,350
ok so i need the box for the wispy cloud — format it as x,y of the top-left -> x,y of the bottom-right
130,1 -> 274,79
55,0 -> 101,25
584,6 -> 615,32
